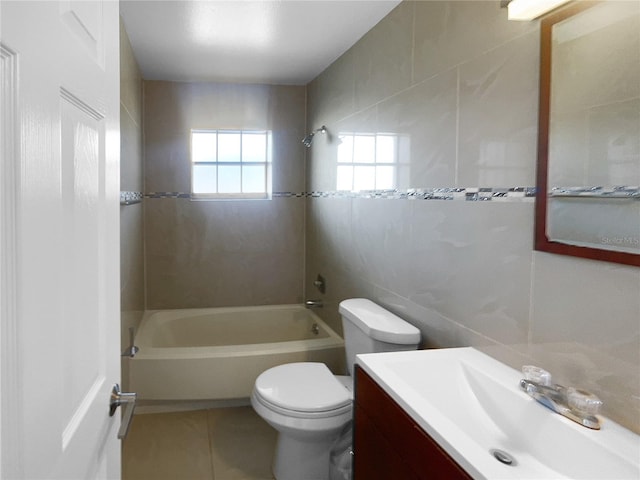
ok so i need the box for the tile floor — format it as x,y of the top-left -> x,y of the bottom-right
123,406 -> 277,480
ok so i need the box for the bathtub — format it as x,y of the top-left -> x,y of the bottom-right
129,305 -> 345,401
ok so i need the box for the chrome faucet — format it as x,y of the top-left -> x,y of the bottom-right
520,366 -> 602,430
121,327 -> 139,358
305,300 -> 323,309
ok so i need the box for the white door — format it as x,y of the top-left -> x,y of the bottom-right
1,1 -> 121,479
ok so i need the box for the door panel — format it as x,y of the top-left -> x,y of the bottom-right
0,41 -> 23,480
60,91 -> 105,441
1,1 -> 121,478
60,0 -> 104,64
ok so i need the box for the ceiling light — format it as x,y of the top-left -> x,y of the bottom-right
506,0 -> 572,21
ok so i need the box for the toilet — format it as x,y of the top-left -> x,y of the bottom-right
251,298 -> 421,480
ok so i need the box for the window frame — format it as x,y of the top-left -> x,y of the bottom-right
336,132 -> 399,192
190,129 -> 272,200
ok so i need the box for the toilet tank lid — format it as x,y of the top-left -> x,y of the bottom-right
339,298 -> 420,344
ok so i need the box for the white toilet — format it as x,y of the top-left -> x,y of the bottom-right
251,298 -> 421,480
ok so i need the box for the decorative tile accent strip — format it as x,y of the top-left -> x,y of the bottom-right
273,192 -> 307,198
550,186 -> 640,199
120,191 -> 143,205
146,192 -> 191,199
144,187 -> 537,202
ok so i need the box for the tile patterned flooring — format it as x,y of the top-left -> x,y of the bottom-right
123,407 -> 277,480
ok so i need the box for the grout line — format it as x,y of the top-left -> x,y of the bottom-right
141,80 -> 148,314
206,409 -> 217,480
527,251 -> 537,357
303,84 -> 308,305
410,0 -> 416,86
455,66 -> 461,186
120,100 -> 141,130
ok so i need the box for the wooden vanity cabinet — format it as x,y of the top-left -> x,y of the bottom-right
354,366 -> 473,480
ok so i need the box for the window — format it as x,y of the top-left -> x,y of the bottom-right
336,133 -> 399,191
191,130 -> 271,199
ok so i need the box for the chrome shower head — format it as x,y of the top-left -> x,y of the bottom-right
302,125 -> 327,148
302,132 -> 315,147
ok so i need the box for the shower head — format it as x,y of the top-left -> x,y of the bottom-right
302,132 -> 315,147
302,125 -> 327,148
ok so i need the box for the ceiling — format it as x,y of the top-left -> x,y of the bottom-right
119,1 -> 402,85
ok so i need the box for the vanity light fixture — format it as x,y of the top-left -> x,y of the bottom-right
501,0 -> 572,21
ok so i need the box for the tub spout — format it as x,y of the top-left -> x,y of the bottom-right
121,327 -> 139,358
305,300 -> 323,309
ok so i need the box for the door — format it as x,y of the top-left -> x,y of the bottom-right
1,1 -> 121,478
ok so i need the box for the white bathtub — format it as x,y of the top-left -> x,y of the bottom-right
129,305 -> 345,400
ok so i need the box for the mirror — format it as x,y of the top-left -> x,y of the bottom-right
536,1 -> 640,266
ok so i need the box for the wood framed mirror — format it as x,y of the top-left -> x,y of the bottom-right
535,1 -> 640,267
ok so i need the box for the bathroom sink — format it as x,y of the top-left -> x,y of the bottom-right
356,347 -> 640,479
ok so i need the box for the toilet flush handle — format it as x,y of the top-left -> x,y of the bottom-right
109,383 -> 137,440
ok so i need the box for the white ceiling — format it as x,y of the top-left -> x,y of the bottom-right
119,1 -> 402,85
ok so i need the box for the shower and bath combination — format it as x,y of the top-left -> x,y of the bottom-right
302,125 -> 327,147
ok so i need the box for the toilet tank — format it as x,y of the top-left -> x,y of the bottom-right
339,298 -> 421,376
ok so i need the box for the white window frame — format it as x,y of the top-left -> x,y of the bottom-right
336,132 -> 399,191
190,129 -> 272,200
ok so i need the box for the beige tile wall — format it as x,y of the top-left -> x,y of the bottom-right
120,18 -> 145,389
305,1 -> 640,433
143,81 -> 306,308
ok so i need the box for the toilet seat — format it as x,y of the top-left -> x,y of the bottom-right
253,362 -> 351,418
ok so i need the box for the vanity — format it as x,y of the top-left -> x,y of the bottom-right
353,348 -> 640,480
354,365 -> 471,479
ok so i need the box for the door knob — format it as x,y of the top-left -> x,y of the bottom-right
109,383 -> 136,440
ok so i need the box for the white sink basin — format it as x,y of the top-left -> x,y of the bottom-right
356,347 -> 640,479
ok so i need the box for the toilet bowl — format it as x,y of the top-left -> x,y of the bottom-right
251,362 -> 352,480
251,298 -> 421,480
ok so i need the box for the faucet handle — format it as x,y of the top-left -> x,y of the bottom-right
567,388 -> 602,415
522,365 -> 552,386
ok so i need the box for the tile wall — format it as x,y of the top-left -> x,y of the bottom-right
305,1 -> 640,432
143,81 -> 306,308
120,18 -> 145,389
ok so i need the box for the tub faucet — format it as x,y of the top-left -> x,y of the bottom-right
305,300 -> 323,309
519,366 -> 602,430
121,327 -> 139,358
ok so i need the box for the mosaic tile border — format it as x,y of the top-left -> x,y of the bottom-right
146,192 -> 191,199
144,187 -> 537,202
550,186 -> 640,199
136,186 -> 640,203
302,187 -> 537,201
120,191 -> 143,205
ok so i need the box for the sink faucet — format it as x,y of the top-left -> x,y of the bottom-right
520,366 -> 602,430
305,300 -> 323,309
